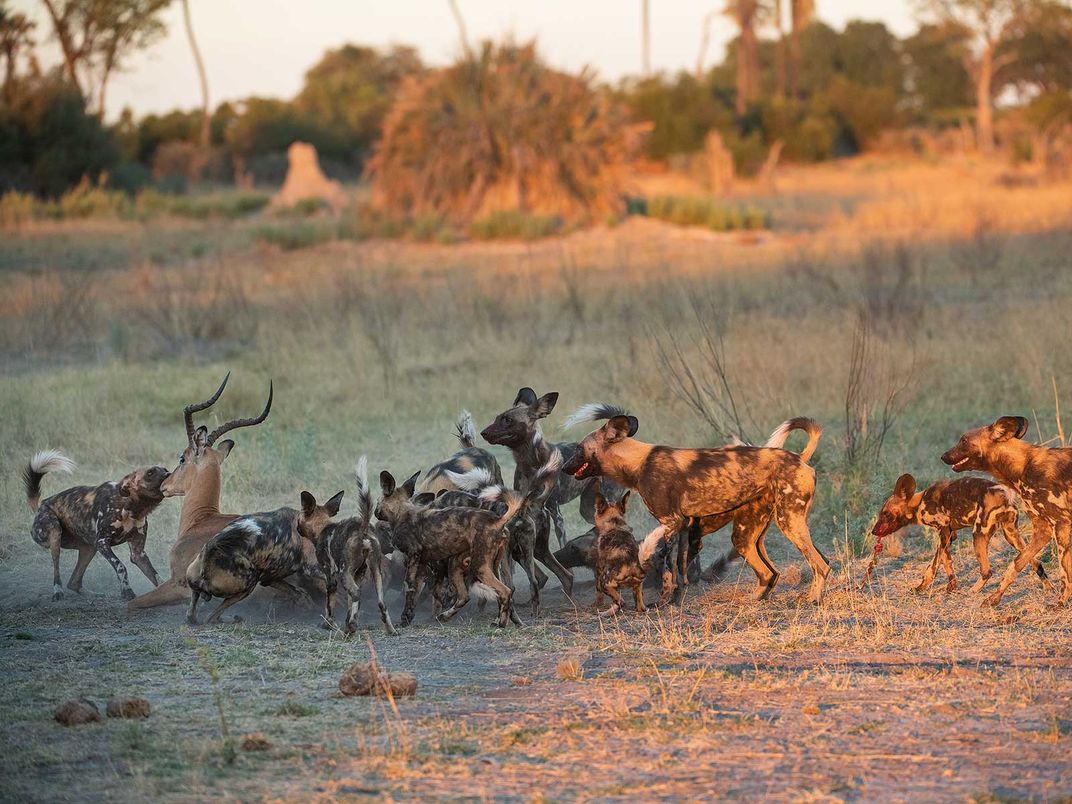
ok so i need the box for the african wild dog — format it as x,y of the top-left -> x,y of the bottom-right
24,451 -> 169,601
417,410 -> 504,495
591,491 -> 646,615
481,389 -> 626,547
128,373 -> 275,611
447,438 -> 575,616
377,452 -> 562,628
306,457 -> 397,635
185,491 -> 341,625
871,473 -> 1050,594
942,416 -> 1072,607
561,409 -> 830,605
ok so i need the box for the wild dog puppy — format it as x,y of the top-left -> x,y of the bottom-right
306,457 -> 397,635
561,410 -> 830,605
185,491 -> 342,625
590,491 -> 646,615
447,443 -> 574,616
872,473 -> 1049,594
377,452 -> 561,628
418,410 -> 504,495
24,451 -> 169,601
942,416 -> 1072,607
482,389 -> 626,546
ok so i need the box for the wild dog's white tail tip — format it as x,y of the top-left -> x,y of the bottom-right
355,455 -> 371,528
30,450 -> 75,475
561,403 -> 629,431
763,417 -> 823,464
455,410 -> 477,448
470,582 -> 499,603
478,484 -> 510,505
638,525 -> 669,573
448,466 -> 496,492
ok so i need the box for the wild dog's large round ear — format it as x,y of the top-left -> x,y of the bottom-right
402,470 -> 421,497
412,492 -> 437,506
894,473 -> 916,500
534,392 -> 559,418
215,439 -> 235,460
325,490 -> 345,517
379,471 -> 396,496
991,416 -> 1029,442
605,415 -> 639,442
514,387 -> 538,406
618,490 -> 631,513
594,491 -> 608,516
300,491 -> 317,516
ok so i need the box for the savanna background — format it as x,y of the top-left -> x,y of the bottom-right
2,0 -> 1072,800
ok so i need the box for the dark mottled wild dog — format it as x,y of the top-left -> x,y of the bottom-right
591,491 -> 646,615
942,416 -> 1072,606
482,390 -> 627,546
377,452 -> 561,628
307,457 -> 397,635
418,410 -> 504,495
561,410 -> 830,605
186,491 -> 341,624
25,451 -> 169,600
872,474 -> 1049,594
128,373 -> 274,611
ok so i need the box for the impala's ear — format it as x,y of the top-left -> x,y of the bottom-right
594,492 -> 608,517
300,491 -> 317,516
534,392 -> 559,418
325,490 -> 345,517
991,416 -> 1029,441
402,471 -> 421,498
514,387 -> 537,406
893,473 -> 916,500
193,426 -> 209,452
215,439 -> 235,460
618,490 -> 631,514
412,492 -> 437,506
379,471 -> 396,497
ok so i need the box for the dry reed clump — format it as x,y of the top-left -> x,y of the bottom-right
367,40 -> 645,224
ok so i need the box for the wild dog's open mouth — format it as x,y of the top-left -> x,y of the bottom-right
951,457 -> 970,471
573,461 -> 590,478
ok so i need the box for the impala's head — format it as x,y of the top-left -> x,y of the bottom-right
374,470 -> 423,523
297,490 -> 345,542
941,416 -> 1028,474
594,490 -> 631,534
560,414 -> 639,480
872,473 -> 922,537
481,387 -> 559,449
160,373 -> 273,497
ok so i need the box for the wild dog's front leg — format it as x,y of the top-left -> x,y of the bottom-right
599,580 -> 625,616
400,558 -> 421,626
95,537 -> 134,600
548,501 -> 568,548
322,577 -> 338,630
970,525 -> 993,593
370,556 -> 398,635
938,528 -> 958,593
916,534 -> 944,593
1052,521 -> 1071,608
127,534 -> 161,587
986,518 -> 1053,607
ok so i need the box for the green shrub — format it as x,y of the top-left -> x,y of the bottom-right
469,210 -> 564,241
642,196 -> 772,232
0,191 -> 38,227
253,221 -> 337,251
57,179 -> 130,220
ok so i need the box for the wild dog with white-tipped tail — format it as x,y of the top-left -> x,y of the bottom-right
24,451 -> 169,601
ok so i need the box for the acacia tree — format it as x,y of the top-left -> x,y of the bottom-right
39,0 -> 170,118
915,0 -> 1035,152
0,6 -> 36,102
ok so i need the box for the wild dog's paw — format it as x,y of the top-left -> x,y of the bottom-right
121,588 -> 136,601
982,592 -> 1003,607
52,590 -> 64,602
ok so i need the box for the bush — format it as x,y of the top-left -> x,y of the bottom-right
644,196 -> 771,232
469,210 -> 564,241
253,220 -> 337,250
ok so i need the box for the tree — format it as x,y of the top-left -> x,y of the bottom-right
999,1 -> 1072,95
641,0 -> 651,76
902,23 -> 973,119
915,0 -> 1033,152
788,0 -> 814,98
725,0 -> 765,116
180,0 -> 209,179
1,5 -> 36,103
39,0 -> 171,118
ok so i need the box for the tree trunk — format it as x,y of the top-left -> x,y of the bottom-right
773,0 -> 786,99
975,41 -> 996,154
182,0 -> 212,182
40,0 -> 83,96
641,0 -> 651,77
735,3 -> 758,117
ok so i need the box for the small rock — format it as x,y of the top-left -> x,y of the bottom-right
339,662 -> 417,698
54,698 -> 101,726
106,696 -> 151,719
240,732 -> 273,751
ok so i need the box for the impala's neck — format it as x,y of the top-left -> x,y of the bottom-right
178,464 -> 224,536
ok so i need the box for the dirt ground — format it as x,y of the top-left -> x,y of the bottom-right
2,538 -> 1071,803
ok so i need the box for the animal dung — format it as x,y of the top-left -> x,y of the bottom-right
54,698 -> 101,726
106,696 -> 151,719
240,733 -> 273,752
338,661 -> 417,698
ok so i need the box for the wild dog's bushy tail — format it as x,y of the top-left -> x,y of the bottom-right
355,455 -> 372,533
480,451 -> 562,529
763,417 -> 823,464
23,450 -> 75,512
446,466 -> 496,492
455,410 -> 477,449
561,403 -> 629,431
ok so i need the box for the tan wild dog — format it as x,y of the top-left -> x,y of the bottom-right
871,473 -> 1050,594
942,416 -> 1072,607
127,373 -> 274,612
560,411 -> 830,605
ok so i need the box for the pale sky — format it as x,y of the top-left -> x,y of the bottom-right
13,0 -> 918,120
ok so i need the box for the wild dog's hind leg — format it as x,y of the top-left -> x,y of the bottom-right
33,510 -> 66,601
986,518 -> 1053,607
534,513 -> 574,596
475,561 -> 515,628
1053,522 -> 1072,608
436,559 -> 471,622
671,519 -> 701,606
938,528 -> 958,593
322,577 -> 338,630
369,557 -> 397,635
1000,512 -> 1051,591
731,502 -> 777,600
916,532 -> 945,592
548,502 -> 568,548
772,484 -> 829,603
599,580 -> 625,616
970,523 -> 993,593
66,543 -> 96,595
95,538 -> 134,600
206,588 -> 255,624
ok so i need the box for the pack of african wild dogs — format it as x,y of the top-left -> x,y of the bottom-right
23,374 -> 1072,633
